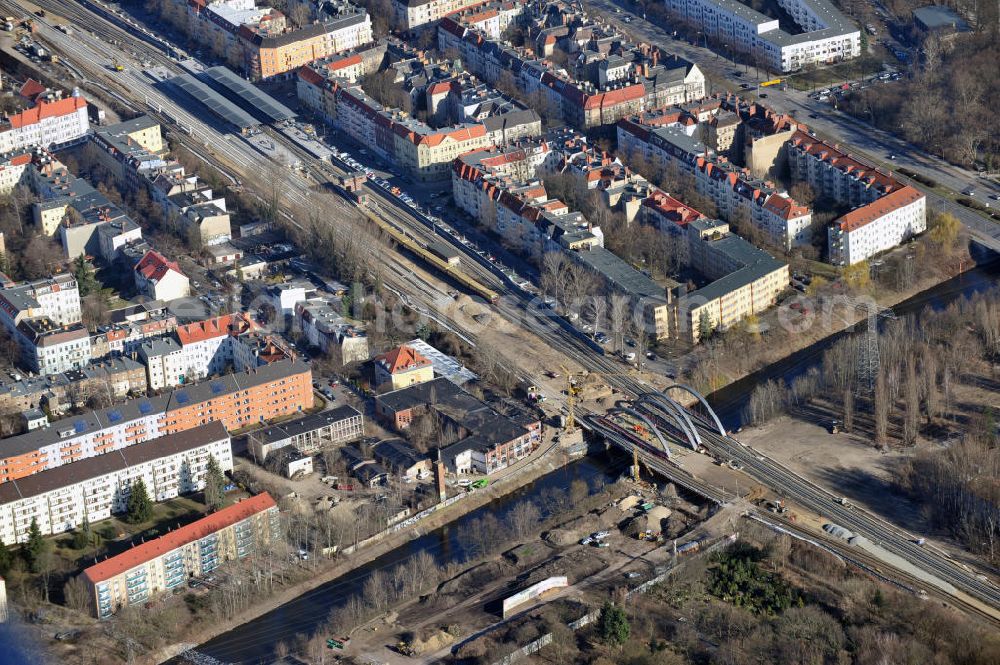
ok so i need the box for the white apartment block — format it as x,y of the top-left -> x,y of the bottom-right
139,313 -> 258,391
393,0 -> 489,30
23,323 -> 93,375
84,492 -> 279,619
827,190 -> 926,265
0,95 -> 90,154
664,0 -> 860,73
0,151 -> 32,196
787,130 -> 927,264
0,422 -> 232,545
0,274 -> 81,329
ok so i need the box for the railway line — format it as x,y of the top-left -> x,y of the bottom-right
20,0 -> 1000,622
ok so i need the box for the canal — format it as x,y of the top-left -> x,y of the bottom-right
187,258 -> 998,664
182,457 -> 620,664
706,259 -> 1000,429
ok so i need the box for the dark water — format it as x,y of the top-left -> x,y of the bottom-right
706,259 -> 1000,429
182,260 -> 1000,664
185,457 -> 618,664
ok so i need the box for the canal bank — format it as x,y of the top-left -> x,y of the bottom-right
164,456 -> 622,664
706,258 -> 1000,428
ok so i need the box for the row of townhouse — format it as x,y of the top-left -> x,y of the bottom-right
452,138 -> 676,339
297,65 -> 541,181
391,0 -> 521,30
138,312 -> 296,390
0,92 -> 89,155
83,491 -> 280,618
786,131 -> 926,265
0,357 -> 147,417
0,358 -> 312,483
164,0 -> 373,80
437,15 -> 705,130
663,0 -> 860,72
0,421 -> 233,545
91,116 -> 232,247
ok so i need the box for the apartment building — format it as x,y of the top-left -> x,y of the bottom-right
452,139 -> 676,339
663,0 -> 860,72
0,422 -> 233,546
138,313 -> 257,390
786,131 -> 927,264
374,344 -> 435,391
0,274 -> 90,375
0,94 -> 89,154
0,151 -> 32,196
92,118 -> 232,246
0,359 -> 312,483
248,405 -> 364,460
294,298 -> 369,366
297,65 -> 539,181
133,251 -> 191,302
438,16 -> 705,130
618,112 -> 813,250
299,42 -> 388,86
178,0 -> 373,79
0,357 -> 147,417
82,492 -> 279,618
677,218 -> 789,342
392,0 -> 497,30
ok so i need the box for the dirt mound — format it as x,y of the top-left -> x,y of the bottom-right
544,529 -> 580,547
411,629 -> 455,655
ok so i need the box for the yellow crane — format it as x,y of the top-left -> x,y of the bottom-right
557,366 -> 635,432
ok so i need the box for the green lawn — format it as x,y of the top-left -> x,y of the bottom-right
53,496 -> 209,570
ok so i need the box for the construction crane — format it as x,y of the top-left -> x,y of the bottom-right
558,365 -> 636,432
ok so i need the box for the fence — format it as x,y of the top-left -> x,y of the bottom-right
487,534 -> 735,665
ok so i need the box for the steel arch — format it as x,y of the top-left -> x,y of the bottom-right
611,408 -> 672,458
635,394 -> 701,450
664,384 -> 726,436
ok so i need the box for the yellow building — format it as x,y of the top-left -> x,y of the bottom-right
374,344 -> 435,391
681,219 -> 789,343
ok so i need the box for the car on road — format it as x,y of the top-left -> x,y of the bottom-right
808,113 -> 819,118
963,188 -> 976,196
888,154 -> 896,160
758,93 -> 768,98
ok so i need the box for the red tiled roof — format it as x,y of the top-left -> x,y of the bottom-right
18,79 -> 47,101
643,190 -> 704,225
82,494 -> 277,585
762,194 -> 810,220
835,185 -> 924,233
134,250 -> 184,282
176,313 -> 254,346
7,96 -> 86,129
376,344 -> 431,374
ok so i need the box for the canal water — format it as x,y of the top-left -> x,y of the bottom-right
188,258 -> 998,664
706,258 -> 1000,429
184,457 -> 620,664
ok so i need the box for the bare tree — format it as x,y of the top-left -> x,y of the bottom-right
903,353 -> 919,446
874,370 -> 889,448
842,388 -> 854,434
508,500 -> 542,541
